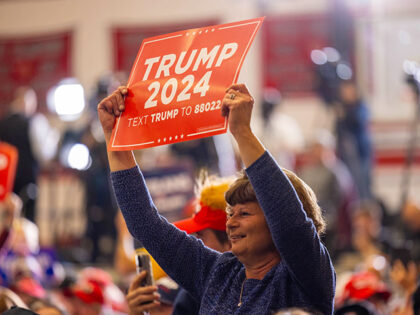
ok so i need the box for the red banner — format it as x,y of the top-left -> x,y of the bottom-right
113,20 -> 217,74
0,32 -> 72,116
0,142 -> 18,201
262,15 -> 330,97
109,17 -> 264,151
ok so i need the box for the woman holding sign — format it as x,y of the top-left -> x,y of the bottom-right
98,84 -> 335,314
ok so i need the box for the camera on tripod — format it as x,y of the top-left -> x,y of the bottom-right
403,60 -> 420,101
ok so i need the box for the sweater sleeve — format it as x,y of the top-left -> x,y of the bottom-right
110,166 -> 220,299
246,151 -> 335,307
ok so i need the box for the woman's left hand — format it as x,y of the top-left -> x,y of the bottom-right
222,84 -> 254,139
221,83 -> 264,167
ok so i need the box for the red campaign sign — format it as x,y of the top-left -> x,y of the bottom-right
0,142 -> 18,201
109,17 -> 264,150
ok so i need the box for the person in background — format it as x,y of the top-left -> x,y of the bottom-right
335,270 -> 392,314
298,129 -> 357,257
401,200 -> 420,264
0,286 -> 28,312
389,258 -> 418,315
333,200 -> 386,276
0,193 -> 22,252
274,307 -> 320,315
27,299 -> 64,315
0,87 -> 59,222
335,80 -> 373,201
0,88 -> 39,222
98,83 -> 335,313
126,173 -> 232,315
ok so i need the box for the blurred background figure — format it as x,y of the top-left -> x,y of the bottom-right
54,266 -> 129,315
0,87 -> 58,222
335,270 -> 392,315
298,129 -> 357,257
400,200 -> 420,265
335,80 -> 373,201
80,74 -> 124,264
28,299 -> 64,315
274,307 -> 320,315
0,87 -> 39,222
0,193 -> 22,253
0,287 -> 28,313
0,193 -> 66,311
334,200 -> 386,275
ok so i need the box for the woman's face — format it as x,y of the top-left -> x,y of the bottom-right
226,202 -> 277,262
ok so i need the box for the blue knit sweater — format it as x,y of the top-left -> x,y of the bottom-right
111,151 -> 335,314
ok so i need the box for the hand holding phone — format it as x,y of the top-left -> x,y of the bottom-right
136,252 -> 155,286
126,259 -> 160,314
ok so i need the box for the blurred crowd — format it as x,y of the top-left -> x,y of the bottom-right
0,69 -> 419,315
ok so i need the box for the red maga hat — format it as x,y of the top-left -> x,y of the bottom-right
174,202 -> 227,234
173,177 -> 231,234
343,271 -> 391,302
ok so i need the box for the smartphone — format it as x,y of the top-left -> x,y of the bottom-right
135,252 -> 155,286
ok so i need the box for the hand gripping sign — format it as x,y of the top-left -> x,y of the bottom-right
110,17 -> 264,150
0,142 -> 18,201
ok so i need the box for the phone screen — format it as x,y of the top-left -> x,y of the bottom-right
135,252 -> 155,286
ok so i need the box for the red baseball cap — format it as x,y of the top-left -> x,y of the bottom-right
72,279 -> 104,305
342,271 -> 391,302
173,201 -> 227,234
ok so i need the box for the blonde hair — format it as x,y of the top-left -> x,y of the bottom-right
282,168 -> 326,235
195,170 -> 233,211
225,169 -> 326,235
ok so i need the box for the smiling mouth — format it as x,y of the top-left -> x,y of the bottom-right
229,235 -> 245,241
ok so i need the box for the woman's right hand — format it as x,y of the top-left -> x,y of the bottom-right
126,271 -> 161,315
97,86 -> 128,139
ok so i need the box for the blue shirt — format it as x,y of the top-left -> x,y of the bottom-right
111,151 -> 335,314
172,288 -> 200,315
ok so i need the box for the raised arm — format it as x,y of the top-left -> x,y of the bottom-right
97,86 -> 136,171
223,84 -> 335,311
97,88 -> 221,300
222,84 -> 265,167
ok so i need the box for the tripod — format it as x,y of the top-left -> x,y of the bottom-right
399,76 -> 420,211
